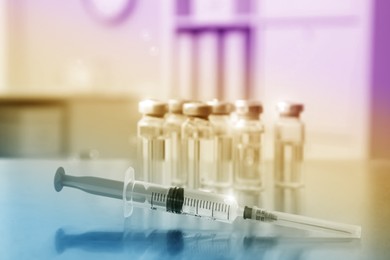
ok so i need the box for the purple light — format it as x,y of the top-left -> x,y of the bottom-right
81,0 -> 137,26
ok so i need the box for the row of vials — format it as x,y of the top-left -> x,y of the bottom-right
137,99 -> 304,205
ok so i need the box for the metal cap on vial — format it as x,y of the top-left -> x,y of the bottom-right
208,100 -> 233,115
183,102 -> 212,118
138,99 -> 168,117
234,100 -> 263,119
276,101 -> 304,117
168,99 -> 188,114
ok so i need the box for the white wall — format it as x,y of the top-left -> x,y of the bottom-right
4,0 -> 373,160
164,0 -> 372,160
255,0 -> 372,160
7,0 -> 167,98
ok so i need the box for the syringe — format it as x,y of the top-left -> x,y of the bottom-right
54,167 -> 361,238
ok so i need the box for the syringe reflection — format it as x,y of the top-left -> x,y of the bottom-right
55,228 -> 238,259
55,227 -> 359,260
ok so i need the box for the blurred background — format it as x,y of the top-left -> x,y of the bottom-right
0,0 -> 388,161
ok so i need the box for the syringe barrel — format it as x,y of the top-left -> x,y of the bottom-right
124,168 -> 239,222
181,189 -> 239,223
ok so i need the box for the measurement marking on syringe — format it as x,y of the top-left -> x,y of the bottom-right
151,192 -> 166,209
183,197 -> 230,219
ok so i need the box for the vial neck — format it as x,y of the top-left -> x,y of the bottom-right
279,114 -> 300,119
188,115 -> 209,120
144,114 -> 165,118
236,114 -> 260,121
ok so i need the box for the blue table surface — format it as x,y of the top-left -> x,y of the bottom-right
1,159 -> 389,259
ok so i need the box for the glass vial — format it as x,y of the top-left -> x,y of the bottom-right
182,102 -> 213,190
232,100 -> 264,203
137,99 -> 168,184
164,99 -> 187,187
274,101 -> 305,188
208,100 -> 234,194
